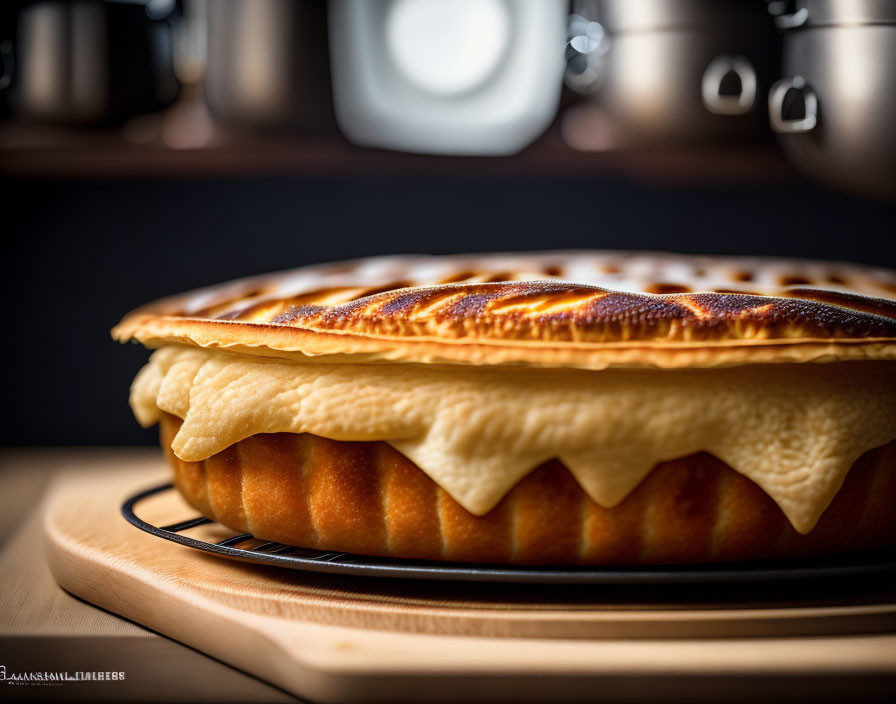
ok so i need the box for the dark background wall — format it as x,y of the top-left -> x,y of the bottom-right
2,172 -> 895,447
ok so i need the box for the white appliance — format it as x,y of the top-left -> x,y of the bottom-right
328,0 -> 566,155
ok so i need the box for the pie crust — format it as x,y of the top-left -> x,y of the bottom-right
160,414 -> 896,564
115,252 -> 896,564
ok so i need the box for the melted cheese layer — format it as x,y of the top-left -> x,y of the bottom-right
131,345 -> 896,534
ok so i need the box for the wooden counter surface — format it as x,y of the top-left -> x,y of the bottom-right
0,448 -> 296,702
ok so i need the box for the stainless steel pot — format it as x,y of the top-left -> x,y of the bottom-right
566,0 -> 779,145
8,0 -> 180,125
204,0 -> 333,130
769,0 -> 896,200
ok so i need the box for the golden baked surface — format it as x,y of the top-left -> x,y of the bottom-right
134,346 -> 896,533
273,281 -> 896,343
113,252 -> 896,369
160,414 -> 896,565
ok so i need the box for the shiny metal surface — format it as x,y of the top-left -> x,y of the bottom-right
701,54 -> 757,116
9,0 -> 179,125
774,0 -> 896,29
768,76 -> 817,133
773,24 -> 896,199
568,0 -> 779,145
204,0 -> 332,128
586,29 -> 776,144
593,0 -> 774,32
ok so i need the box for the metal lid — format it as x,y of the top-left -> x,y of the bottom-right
577,0 -> 773,33
773,0 -> 896,29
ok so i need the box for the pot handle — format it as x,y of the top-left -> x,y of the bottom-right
774,7 -> 809,29
768,76 -> 818,133
701,54 -> 757,115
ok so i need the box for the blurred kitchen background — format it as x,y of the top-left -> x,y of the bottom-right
1,0 -> 894,447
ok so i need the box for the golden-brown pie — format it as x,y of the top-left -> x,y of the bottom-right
114,252 -> 896,564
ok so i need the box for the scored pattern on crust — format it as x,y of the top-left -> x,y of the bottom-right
113,251 -> 896,365
270,281 -> 896,344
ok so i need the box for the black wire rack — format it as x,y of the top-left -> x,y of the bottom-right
123,483 -> 896,585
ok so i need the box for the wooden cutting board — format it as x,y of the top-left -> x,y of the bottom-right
43,462 -> 896,703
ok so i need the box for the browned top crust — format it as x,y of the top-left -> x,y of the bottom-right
112,251 -> 896,369
272,282 -> 896,343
